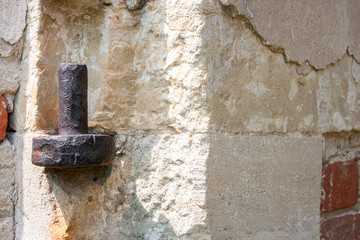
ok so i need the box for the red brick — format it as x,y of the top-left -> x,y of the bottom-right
321,213 -> 360,240
0,94 -> 7,141
321,160 -> 359,213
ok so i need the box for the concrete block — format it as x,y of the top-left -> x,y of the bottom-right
207,135 -> 322,239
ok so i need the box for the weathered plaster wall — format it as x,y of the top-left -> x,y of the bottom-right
0,139 -> 16,239
207,135 -> 322,239
219,0 -> 360,69
0,0 -> 26,95
0,0 -> 26,239
204,0 -> 360,134
1,0 -> 360,239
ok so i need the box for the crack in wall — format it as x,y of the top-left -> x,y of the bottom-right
218,0 -> 360,73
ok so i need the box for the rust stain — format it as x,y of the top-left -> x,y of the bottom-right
48,215 -> 69,240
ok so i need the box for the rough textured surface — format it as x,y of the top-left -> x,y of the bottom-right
32,134 -> 114,167
7,0 -> 360,239
0,94 -> 7,141
316,56 -> 360,132
207,135 -> 322,239
203,15 -> 318,133
321,160 -> 359,213
3,94 -> 15,113
21,0 -> 360,134
321,133 -> 360,238
0,0 -> 26,131
0,139 -> 15,240
19,0 -> 210,133
0,1 -> 25,238
0,0 -> 27,45
21,132 -> 323,239
18,134 -> 210,239
0,0 -> 26,94
130,134 -> 210,239
125,0 -> 147,11
58,63 -> 88,135
14,133 -> 56,240
219,0 -> 360,69
321,213 -> 360,240
204,3 -> 360,134
323,132 -> 360,164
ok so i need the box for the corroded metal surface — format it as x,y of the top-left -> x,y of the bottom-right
32,63 -> 114,168
32,135 -> 114,167
58,63 -> 88,135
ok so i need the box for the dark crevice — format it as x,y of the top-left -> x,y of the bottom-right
125,0 -> 148,11
102,1 -> 112,7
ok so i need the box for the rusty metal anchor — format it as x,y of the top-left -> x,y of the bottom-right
32,63 -> 114,168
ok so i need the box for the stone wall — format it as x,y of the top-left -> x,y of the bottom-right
320,132 -> 360,239
1,0 -> 360,239
0,0 -> 27,238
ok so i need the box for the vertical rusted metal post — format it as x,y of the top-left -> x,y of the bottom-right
58,63 -> 88,135
31,63 -> 114,168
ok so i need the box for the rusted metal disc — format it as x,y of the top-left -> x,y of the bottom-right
32,134 -> 114,168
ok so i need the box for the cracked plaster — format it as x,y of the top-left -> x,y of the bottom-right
5,0 -> 360,239
219,0 -> 360,69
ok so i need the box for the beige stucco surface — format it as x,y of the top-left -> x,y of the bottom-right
219,0 -> 360,69
15,0 -> 360,134
0,0 -> 26,94
0,139 -> 15,240
204,1 -> 360,134
0,1 -> 26,239
1,0 -> 360,239
207,135 -> 322,239
14,133 -> 323,239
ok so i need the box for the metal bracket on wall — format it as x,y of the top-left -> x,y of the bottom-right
32,63 -> 114,168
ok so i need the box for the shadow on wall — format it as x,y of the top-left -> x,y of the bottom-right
44,135 -> 178,239
202,2 -> 322,239
31,0 -> 107,131
128,135 -> 179,239
45,166 -> 114,239
23,0 -> 326,239
33,0 -> 323,239
33,0 -> 179,239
